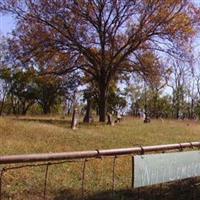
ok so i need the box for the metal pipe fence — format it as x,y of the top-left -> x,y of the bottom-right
1,142 -> 200,200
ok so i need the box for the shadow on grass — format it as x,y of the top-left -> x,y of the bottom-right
13,117 -> 72,128
54,179 -> 200,200
14,117 -> 70,123
13,117 -> 109,129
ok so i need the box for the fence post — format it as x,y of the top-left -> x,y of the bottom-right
81,159 -> 87,200
112,156 -> 117,197
131,156 -> 134,188
0,168 -> 5,200
43,163 -> 50,200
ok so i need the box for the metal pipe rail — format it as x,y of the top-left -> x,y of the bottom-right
1,142 -> 200,164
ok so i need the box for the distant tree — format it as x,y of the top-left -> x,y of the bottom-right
0,66 -> 79,115
0,68 -> 36,115
107,85 -> 127,114
167,59 -> 191,119
0,35 -> 10,115
0,73 -> 9,115
34,75 -> 63,114
35,72 -> 79,114
148,67 -> 171,118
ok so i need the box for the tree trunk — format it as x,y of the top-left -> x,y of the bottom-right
21,109 -> 28,115
190,98 -> 194,119
21,102 -> 34,115
99,84 -> 108,122
83,97 -> 92,123
0,94 -> 6,116
43,104 -> 51,114
21,101 -> 27,115
176,102 -> 179,119
153,93 -> 158,118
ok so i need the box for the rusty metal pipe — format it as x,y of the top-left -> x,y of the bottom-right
0,142 -> 200,164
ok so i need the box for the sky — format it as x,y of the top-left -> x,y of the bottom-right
0,15 -> 15,36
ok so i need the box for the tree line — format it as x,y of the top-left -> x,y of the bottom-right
0,0 -> 200,122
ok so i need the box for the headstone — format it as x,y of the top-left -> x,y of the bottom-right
159,117 -> 164,123
142,111 -> 145,120
89,116 -> 94,123
143,112 -> 150,123
115,111 -> 122,123
107,113 -> 114,126
71,108 -> 78,130
139,110 -> 144,119
62,103 -> 68,118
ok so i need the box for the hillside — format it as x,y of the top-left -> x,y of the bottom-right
1,117 -> 200,200
1,117 -> 200,155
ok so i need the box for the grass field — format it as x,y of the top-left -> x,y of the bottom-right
1,117 -> 200,199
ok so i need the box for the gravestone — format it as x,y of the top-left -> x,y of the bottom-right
107,113 -> 115,126
71,108 -> 79,130
62,103 -> 68,119
115,111 -> 122,123
143,112 -> 151,123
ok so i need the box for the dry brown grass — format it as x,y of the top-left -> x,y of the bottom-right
1,117 -> 200,155
1,117 -> 200,199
